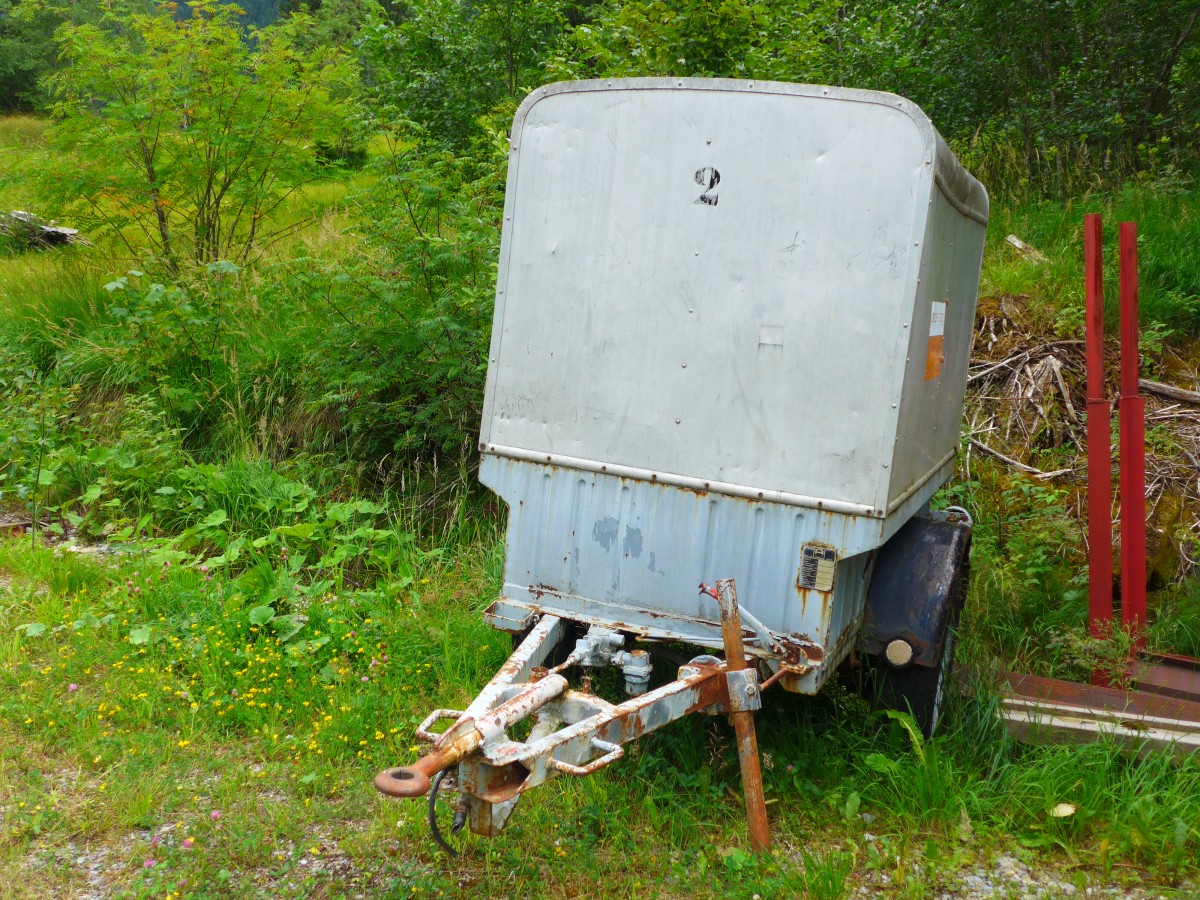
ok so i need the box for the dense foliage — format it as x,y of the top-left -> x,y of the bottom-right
0,0 -> 1197,493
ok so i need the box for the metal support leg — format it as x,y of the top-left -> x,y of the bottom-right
715,578 -> 772,854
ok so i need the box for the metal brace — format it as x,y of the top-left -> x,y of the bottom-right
415,709 -> 466,743
725,668 -> 762,713
549,738 -> 625,776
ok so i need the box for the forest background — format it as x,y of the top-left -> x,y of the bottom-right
2,1 -> 1200,898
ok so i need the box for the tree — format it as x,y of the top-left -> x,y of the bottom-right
36,0 -> 359,269
363,0 -> 575,149
0,0 -> 57,111
833,0 -> 1200,194
550,0 -> 839,83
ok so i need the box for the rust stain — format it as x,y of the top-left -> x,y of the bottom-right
478,762 -> 531,802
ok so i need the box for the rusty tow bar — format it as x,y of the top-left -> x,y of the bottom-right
374,673 -> 568,798
713,578 -> 772,854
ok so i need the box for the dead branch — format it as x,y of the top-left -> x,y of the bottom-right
1139,378 -> 1200,407
967,438 -> 1072,480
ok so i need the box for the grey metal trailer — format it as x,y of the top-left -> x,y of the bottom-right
376,78 -> 988,849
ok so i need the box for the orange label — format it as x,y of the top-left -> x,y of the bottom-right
925,335 -> 945,380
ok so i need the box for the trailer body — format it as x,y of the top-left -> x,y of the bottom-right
479,79 -> 989,690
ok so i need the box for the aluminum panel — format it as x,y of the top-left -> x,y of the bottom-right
482,455 -> 884,681
482,79 -> 959,513
886,186 -> 988,507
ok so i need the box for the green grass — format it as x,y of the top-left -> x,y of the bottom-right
0,117 -> 48,209
0,538 -> 1198,898
985,185 -> 1200,335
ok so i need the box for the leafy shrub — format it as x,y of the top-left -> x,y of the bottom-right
36,0 -> 360,269
0,356 -> 189,538
276,145 -> 502,470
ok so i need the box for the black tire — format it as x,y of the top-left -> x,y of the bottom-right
865,557 -> 968,739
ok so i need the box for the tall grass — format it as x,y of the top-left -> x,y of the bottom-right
3,110 -> 1200,894
985,185 -> 1200,335
0,116 -> 48,210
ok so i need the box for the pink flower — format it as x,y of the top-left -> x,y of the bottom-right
150,835 -> 159,848
199,565 -> 209,574
68,684 -> 78,692
230,689 -> 238,697
182,838 -> 194,850
210,810 -> 220,821
143,858 -> 156,868
361,676 -> 369,682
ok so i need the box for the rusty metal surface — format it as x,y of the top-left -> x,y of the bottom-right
1083,214 -> 1115,638
724,668 -> 762,713
480,456 -> 920,688
447,614 -> 566,734
1001,696 -> 1200,756
382,616 -> 738,835
1118,222 -> 1148,632
548,738 -> 624,776
995,670 -> 1200,723
714,579 -> 771,853
466,662 -> 729,806
377,674 -> 569,798
415,709 -> 465,743
979,669 -> 1200,755
1131,654 -> 1200,705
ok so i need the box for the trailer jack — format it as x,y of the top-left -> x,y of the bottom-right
375,580 -> 795,851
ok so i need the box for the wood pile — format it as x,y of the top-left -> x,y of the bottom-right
966,293 -> 1200,579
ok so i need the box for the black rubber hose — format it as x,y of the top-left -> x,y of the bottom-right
427,768 -> 459,857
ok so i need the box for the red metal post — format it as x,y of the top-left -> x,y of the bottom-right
1083,214 -> 1113,638
1118,221 -> 1146,632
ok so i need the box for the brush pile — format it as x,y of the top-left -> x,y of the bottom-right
965,293 -> 1200,580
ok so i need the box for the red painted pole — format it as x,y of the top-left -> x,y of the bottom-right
1118,222 -> 1146,633
1084,214 -> 1113,639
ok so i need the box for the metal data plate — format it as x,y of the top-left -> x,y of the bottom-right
798,545 -> 837,592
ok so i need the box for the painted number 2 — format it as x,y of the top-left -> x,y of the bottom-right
694,167 -> 720,206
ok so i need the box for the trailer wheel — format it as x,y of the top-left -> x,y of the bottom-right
866,557 -> 967,740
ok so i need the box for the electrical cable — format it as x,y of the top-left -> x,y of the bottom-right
427,768 -> 458,857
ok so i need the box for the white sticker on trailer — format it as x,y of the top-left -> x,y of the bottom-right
929,301 -> 947,336
925,300 -> 947,380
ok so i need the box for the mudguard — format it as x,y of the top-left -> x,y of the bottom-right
861,515 -> 971,667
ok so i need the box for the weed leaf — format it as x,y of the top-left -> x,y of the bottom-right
249,605 -> 276,626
